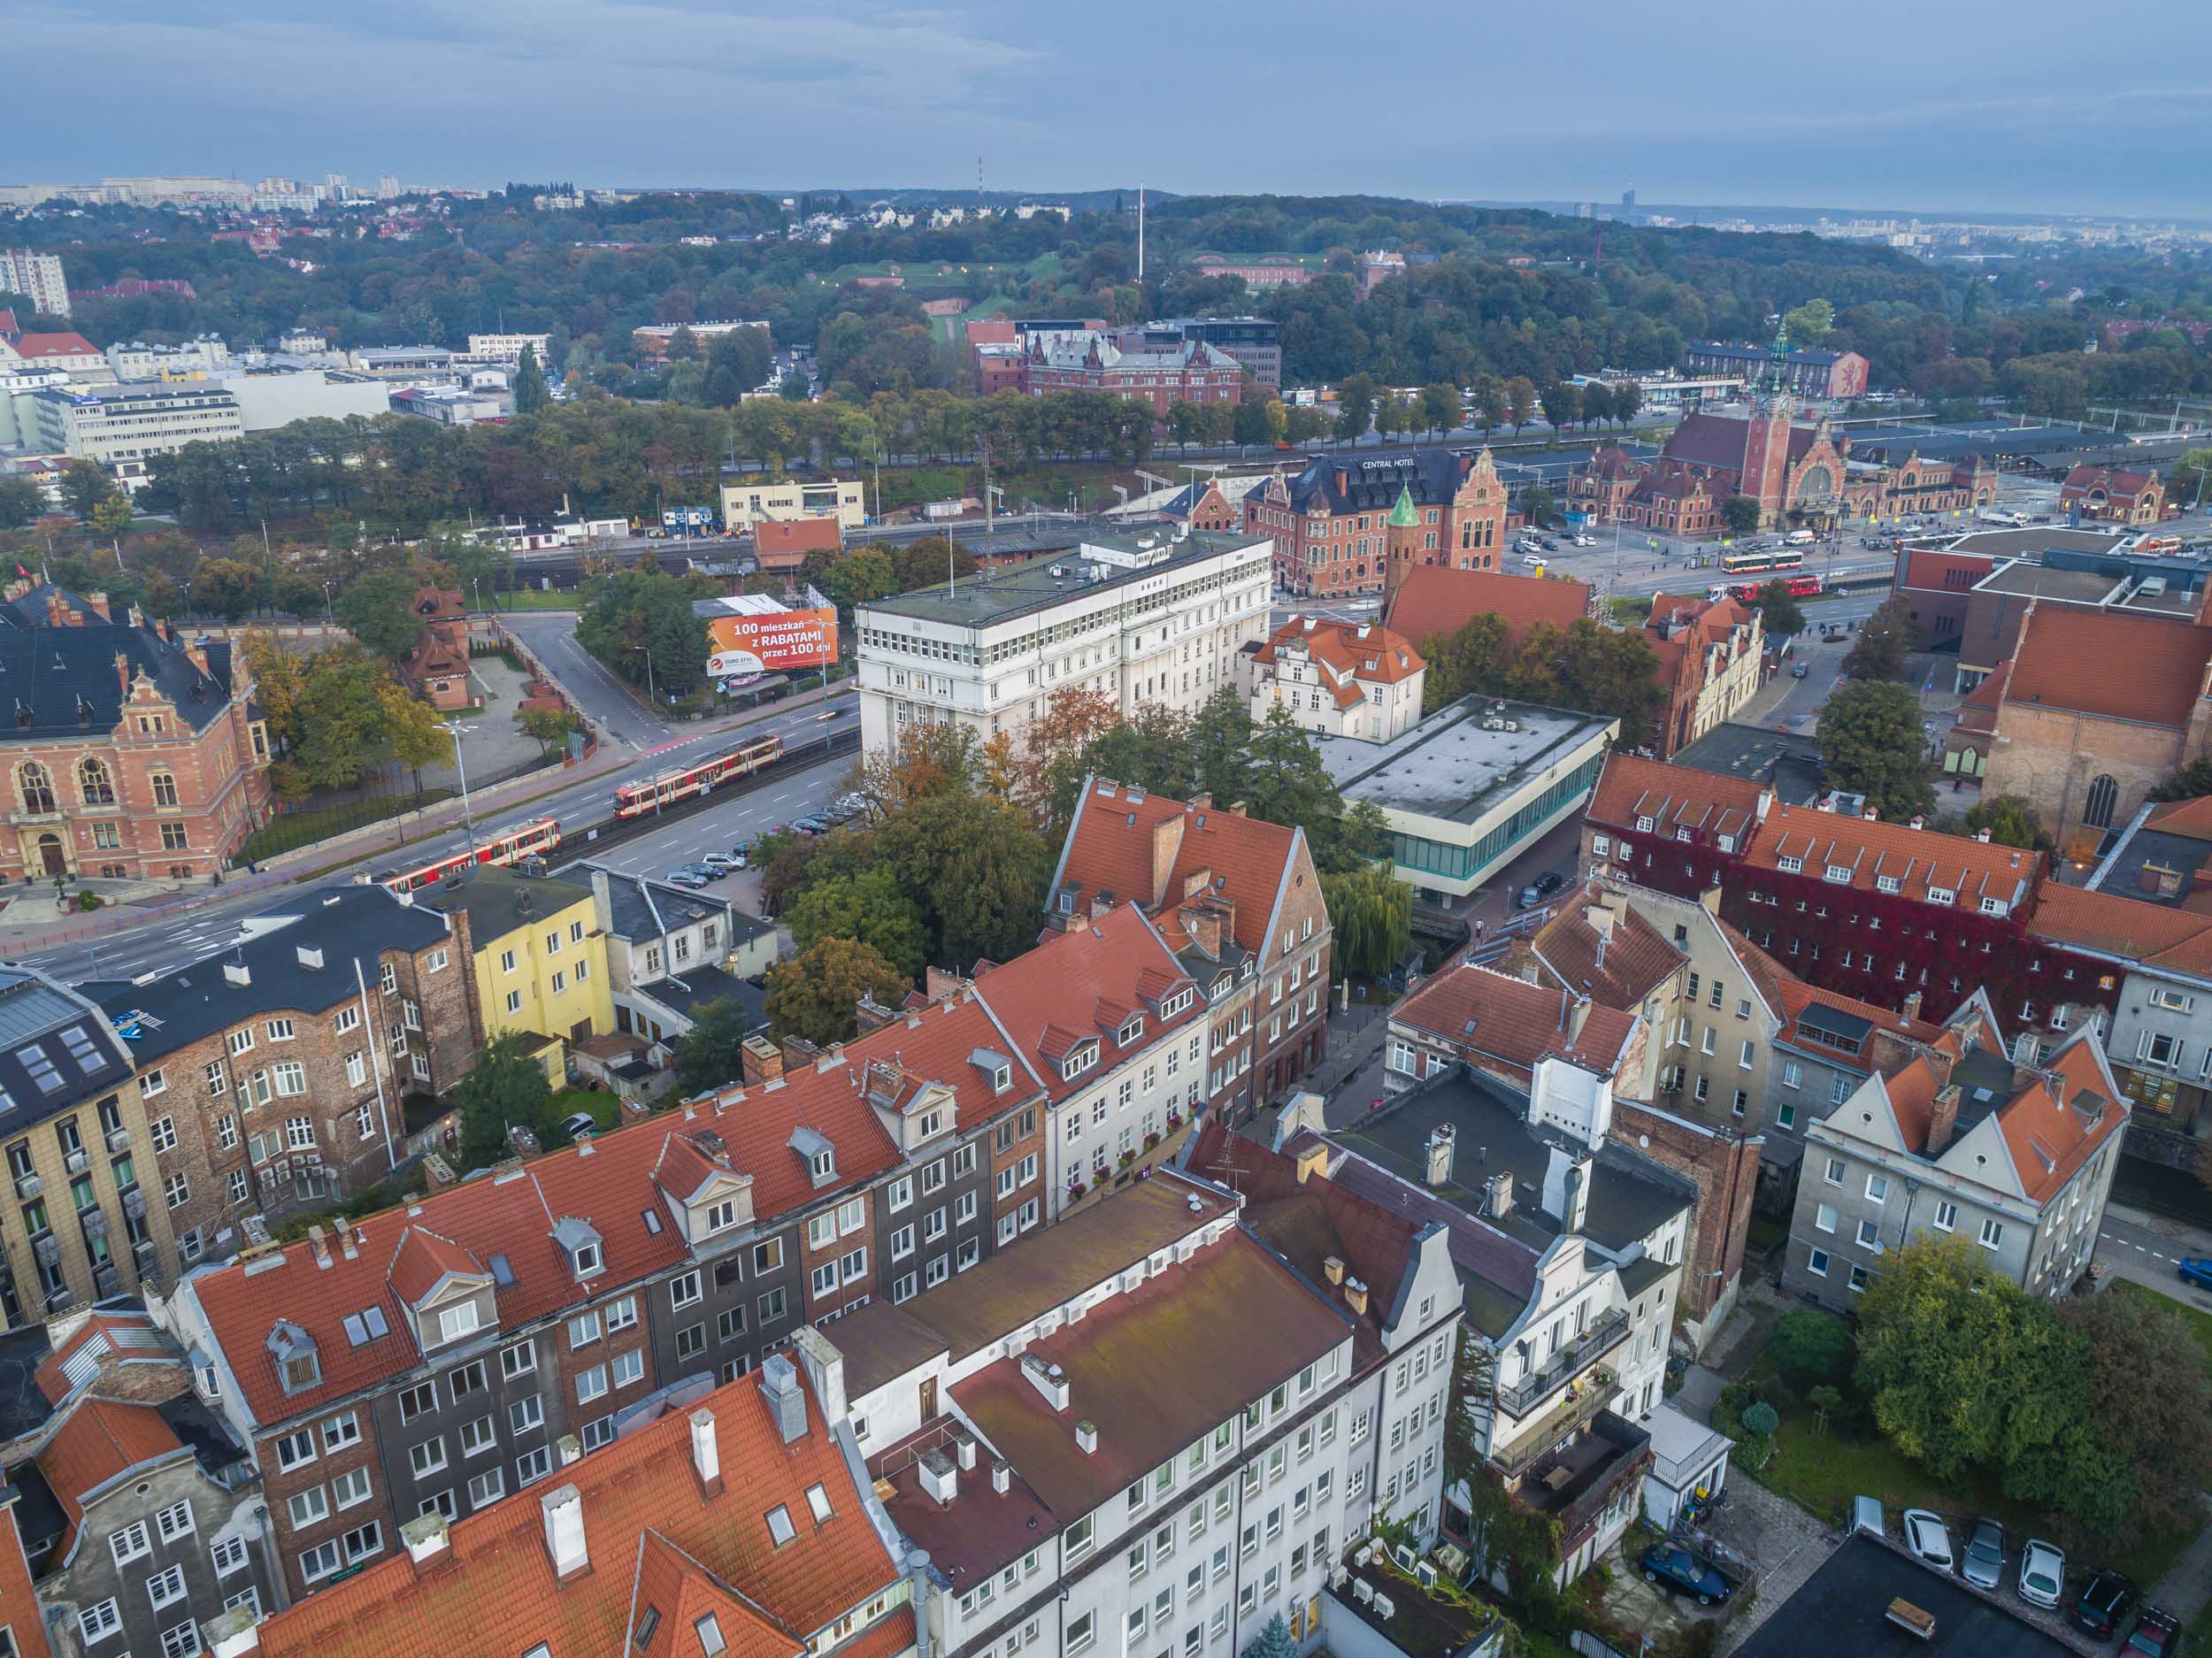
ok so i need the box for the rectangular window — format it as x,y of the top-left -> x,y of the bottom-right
109,1522 -> 150,1566
1978,1218 -> 2005,1251
410,1437 -> 447,1478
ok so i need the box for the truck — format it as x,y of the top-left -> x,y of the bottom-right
660,505 -> 717,532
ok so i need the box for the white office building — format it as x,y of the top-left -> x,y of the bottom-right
28,382 -> 243,462
465,332 -> 552,362
855,527 -> 1272,757
819,1163 -> 1462,1658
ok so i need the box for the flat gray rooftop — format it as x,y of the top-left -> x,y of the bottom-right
857,528 -> 1263,630
1315,695 -> 1615,825
1970,564 -> 2118,602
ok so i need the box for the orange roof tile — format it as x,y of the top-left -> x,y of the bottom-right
1773,976 -> 1939,1074
1750,802 -> 2040,910
2004,605 -> 2212,727
38,1399 -> 184,1554
1585,751 -> 1769,844
1995,1036 -> 2127,1202
249,1366 -> 902,1658
1053,779 -> 1308,959
1961,659 -> 2010,711
969,906 -> 1202,1101
2146,795 -> 2212,841
387,1225 -> 489,1307
9,331 -> 98,359
1250,617 -> 1424,710
2025,881 -> 2212,970
1515,882 -> 1682,1009
1390,963 -> 1640,1081
1384,566 -> 1592,650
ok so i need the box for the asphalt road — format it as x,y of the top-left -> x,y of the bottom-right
18,703 -> 859,986
500,611 -> 674,749
550,757 -> 848,882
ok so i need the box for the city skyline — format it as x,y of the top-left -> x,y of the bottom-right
10,0 -> 2211,219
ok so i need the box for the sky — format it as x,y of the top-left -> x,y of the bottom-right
11,0 -> 2212,220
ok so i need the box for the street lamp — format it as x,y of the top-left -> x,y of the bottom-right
322,580 -> 334,625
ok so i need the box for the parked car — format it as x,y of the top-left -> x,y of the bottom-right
794,814 -> 830,833
1791,663 -> 1809,679
1516,885 -> 1542,910
702,853 -> 739,874
2126,1606 -> 2181,1656
1961,1518 -> 2005,1591
2177,1256 -> 2212,1290
1639,1544 -> 1734,1607
664,869 -> 710,889
1533,871 -> 1566,899
1518,552 -> 1545,566
2075,1570 -> 2139,1639
1901,1509 -> 1954,1571
1573,533 -> 1598,547
2018,1539 -> 2066,1609
559,1111 -> 600,1142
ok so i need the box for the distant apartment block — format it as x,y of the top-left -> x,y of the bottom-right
0,249 -> 70,318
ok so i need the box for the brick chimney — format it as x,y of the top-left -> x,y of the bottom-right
1184,903 -> 1226,961
1901,990 -> 1924,1021
1924,1083 -> 1962,1156
779,1033 -> 822,1071
82,590 -> 111,624
853,992 -> 900,1036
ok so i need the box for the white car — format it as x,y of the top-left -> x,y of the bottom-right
1901,1509 -> 1954,1571
1519,552 -> 1545,566
2018,1539 -> 2065,1608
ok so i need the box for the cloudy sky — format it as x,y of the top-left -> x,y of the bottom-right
12,0 -> 2211,218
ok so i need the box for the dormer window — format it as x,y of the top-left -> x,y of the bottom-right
1776,855 -> 1803,873
791,1126 -> 838,1187
1635,815 -> 1655,833
1824,865 -> 1853,884
1978,897 -> 2007,917
1161,989 -> 1193,1019
1876,875 -> 1901,894
918,1109 -> 943,1139
811,1150 -> 834,1179
1927,887 -> 1955,906
705,1199 -> 737,1233
1675,828 -> 1692,843
435,1301 -> 480,1345
267,1321 -> 319,1395
993,1063 -> 1012,1092
552,1215 -> 604,1281
1118,1016 -> 1144,1045
1062,1043 -> 1099,1081
1717,834 -> 1736,853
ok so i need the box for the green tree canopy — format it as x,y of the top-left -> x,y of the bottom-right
0,476 -> 43,531
513,344 -> 553,414
452,1031 -> 556,1167
575,567 -> 711,694
1816,679 -> 1935,824
1841,593 -> 1915,683
336,566 -> 429,659
672,997 -> 764,1096
1766,1308 -> 1854,1390
1721,495 -> 1763,536
1750,577 -> 1807,638
765,936 -> 910,1045
1322,865 -> 1412,979
1956,794 -> 2050,851
785,865 -> 928,982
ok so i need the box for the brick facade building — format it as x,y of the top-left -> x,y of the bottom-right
2059,463 -> 2167,525
1248,448 -> 1509,598
1017,334 -> 1243,413
0,584 -> 271,882
1681,341 -> 1870,402
88,887 -> 477,1255
392,587 -> 472,711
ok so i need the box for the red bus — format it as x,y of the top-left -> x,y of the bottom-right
1717,573 -> 1823,603
612,734 -> 783,819
378,817 -> 562,893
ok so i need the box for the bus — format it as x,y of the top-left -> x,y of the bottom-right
1718,545 -> 1807,578
1716,573 -> 1824,603
612,734 -> 784,819
377,817 -> 562,893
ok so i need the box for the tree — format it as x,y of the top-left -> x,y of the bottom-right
1242,706 -> 1345,851
671,998 -> 763,1095
1421,381 -> 1462,438
764,936 -> 909,1045
1231,396 -> 1273,449
2167,447 -> 2212,509
1503,376 -> 1538,434
1555,617 -> 1664,733
378,679 -> 456,794
1841,593 -> 1915,682
574,568 -> 710,694
1240,1614 -> 1296,1658
194,557 -> 263,620
1720,495 -> 1763,537
892,789 -> 1051,970
2149,754 -> 2212,802
88,494 -> 134,537
336,567 -> 428,658
1015,686 -> 1124,830
1781,297 -> 1836,346
1538,381 -> 1581,432
778,371 -> 810,401
818,548 -> 897,614
1165,399 -> 1204,454
1518,485 -> 1556,526
1323,865 -> 1411,979
513,344 -> 552,415
518,704 -> 580,758
60,460 -> 118,523
2055,1287 -> 2212,1541
1184,686 -> 1256,806
1816,679 -> 1935,823
0,476 -> 42,530
451,1031 -> 555,1167
1578,381 -> 1615,429
1333,374 -> 1378,444
786,866 -> 928,982
1957,794 -> 2049,852
1766,1308 -> 1854,1390
1749,577 -> 1806,638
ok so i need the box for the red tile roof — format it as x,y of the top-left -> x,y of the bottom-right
2061,464 -> 2161,501
2026,882 -> 2212,975
1512,882 -> 1682,1009
1750,802 -> 2040,910
1773,977 -> 1939,1074
1383,566 -> 1592,650
1250,617 -> 1424,709
1055,781 -> 1308,959
39,1399 -> 183,1554
2002,605 -> 2212,727
247,1365 -> 903,1658
1585,752 -> 1769,845
1960,659 -> 2009,712
2146,795 -> 2212,841
1998,1035 -> 2127,1202
1390,963 -> 1641,1081
34,1309 -> 168,1405
969,905 -> 1201,1101
8,331 -> 98,360
755,518 -> 844,568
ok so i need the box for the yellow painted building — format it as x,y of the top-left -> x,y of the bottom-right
427,868 -> 613,1073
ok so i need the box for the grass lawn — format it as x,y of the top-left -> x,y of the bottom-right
491,587 -> 584,611
2109,1275 -> 2212,1370
1741,1317 -> 2199,1587
244,788 -> 456,862
549,1087 -> 620,1132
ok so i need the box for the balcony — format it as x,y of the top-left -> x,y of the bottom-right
1505,1409 -> 1652,1539
1496,1306 -> 1632,1419
1488,1367 -> 1618,1477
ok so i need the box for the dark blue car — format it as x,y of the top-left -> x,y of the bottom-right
2178,1258 -> 2212,1291
1640,1544 -> 1734,1606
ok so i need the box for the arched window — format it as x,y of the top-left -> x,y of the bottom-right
2084,774 -> 2120,831
150,771 -> 180,809
18,763 -> 55,816
79,757 -> 114,806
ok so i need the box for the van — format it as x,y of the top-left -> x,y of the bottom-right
1852,1496 -> 1886,1539
1785,529 -> 1815,545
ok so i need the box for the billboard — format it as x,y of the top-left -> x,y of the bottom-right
705,603 -> 838,683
